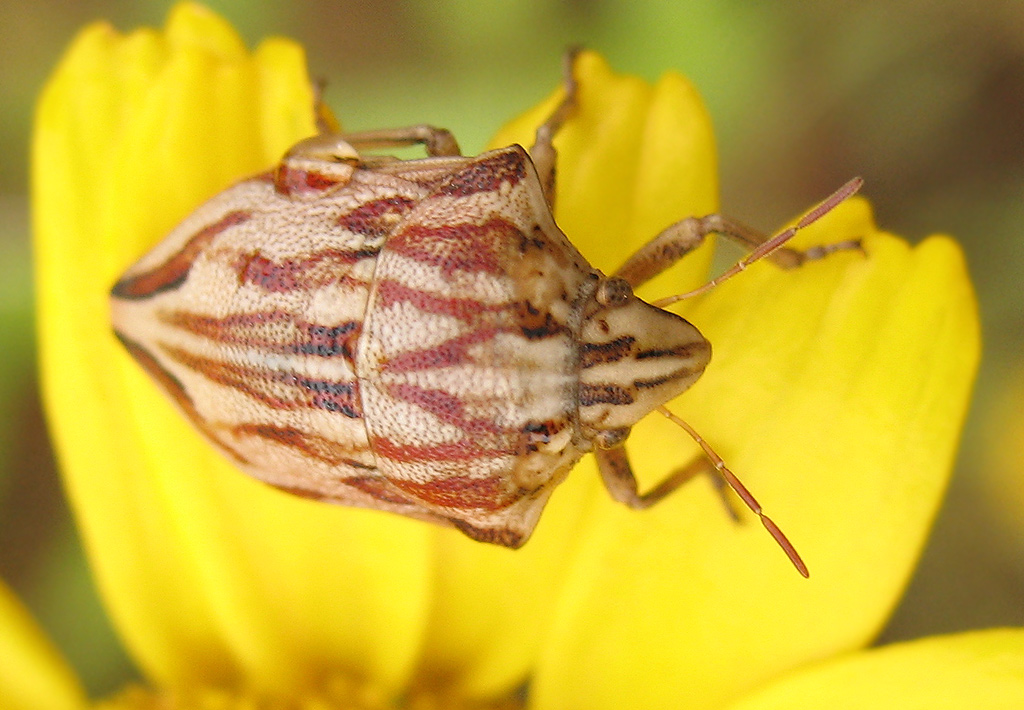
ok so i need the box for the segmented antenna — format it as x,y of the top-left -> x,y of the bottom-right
653,177 -> 863,308
657,406 -> 809,578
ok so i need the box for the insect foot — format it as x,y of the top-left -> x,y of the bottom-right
111,51 -> 860,573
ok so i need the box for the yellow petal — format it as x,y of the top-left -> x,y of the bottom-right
725,628 -> 1024,709
33,3 -> 430,695
0,580 -> 85,710
412,52 -> 720,698
489,51 -> 718,292
531,200 -> 979,707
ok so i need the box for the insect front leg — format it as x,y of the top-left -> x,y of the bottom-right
614,178 -> 864,292
530,47 -> 582,208
597,447 -> 742,521
595,447 -> 714,510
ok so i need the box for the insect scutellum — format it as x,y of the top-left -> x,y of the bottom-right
110,48 -> 862,575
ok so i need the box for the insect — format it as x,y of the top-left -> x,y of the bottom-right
110,50 -> 860,575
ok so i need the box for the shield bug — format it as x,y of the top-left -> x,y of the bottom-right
111,50 -> 860,575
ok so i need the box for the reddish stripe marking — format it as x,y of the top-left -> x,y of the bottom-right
160,344 -> 363,416
437,148 -> 527,197
343,476 -> 417,506
374,437 -> 512,465
376,282 -> 569,344
337,195 -> 415,237
388,218 -> 523,278
388,383 -> 501,436
111,211 -> 250,300
382,327 -> 497,373
161,311 -> 362,363
390,473 -> 516,511
238,249 -> 377,292
376,279 -> 505,321
232,423 -> 372,468
161,309 -> 291,341
274,166 -> 345,196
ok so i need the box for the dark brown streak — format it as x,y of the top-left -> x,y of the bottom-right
450,519 -> 524,548
515,302 -> 568,340
633,364 -> 702,390
111,210 -> 251,300
295,321 -> 361,359
579,383 -> 635,406
635,343 -> 702,360
580,336 -> 637,368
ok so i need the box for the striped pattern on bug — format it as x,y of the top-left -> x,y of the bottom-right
110,51 -> 860,571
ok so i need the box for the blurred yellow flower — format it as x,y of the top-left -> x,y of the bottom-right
24,2 -> 988,708
726,628 -> 1024,710
0,582 -> 83,710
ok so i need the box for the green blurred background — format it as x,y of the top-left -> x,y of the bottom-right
2,0 -> 1021,698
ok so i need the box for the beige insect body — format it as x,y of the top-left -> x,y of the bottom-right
111,52 -> 860,573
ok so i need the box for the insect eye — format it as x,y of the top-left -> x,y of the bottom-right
594,427 -> 631,449
595,277 -> 632,307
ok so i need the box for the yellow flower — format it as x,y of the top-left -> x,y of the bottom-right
726,628 -> 1024,710
0,581 -> 83,709
25,2 -> 989,708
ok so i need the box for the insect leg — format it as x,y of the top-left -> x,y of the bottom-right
614,178 -> 863,292
306,81 -> 455,156
530,47 -> 582,208
597,447 -> 741,520
595,417 -> 809,576
312,77 -> 342,134
340,126 -> 462,157
595,446 -> 712,510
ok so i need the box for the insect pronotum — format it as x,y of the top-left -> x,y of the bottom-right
110,50 -> 861,576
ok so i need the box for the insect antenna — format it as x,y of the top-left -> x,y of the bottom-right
656,405 -> 810,578
653,176 -> 863,308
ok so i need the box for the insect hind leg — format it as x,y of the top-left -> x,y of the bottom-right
340,126 -> 462,157
309,79 -> 461,157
